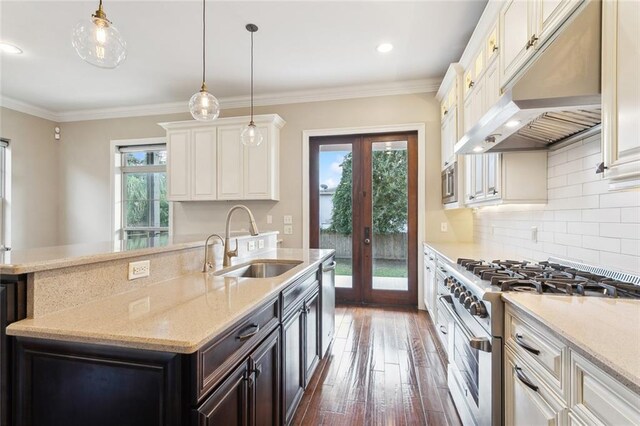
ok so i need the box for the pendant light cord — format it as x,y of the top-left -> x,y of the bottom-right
202,0 -> 206,88
250,29 -> 254,123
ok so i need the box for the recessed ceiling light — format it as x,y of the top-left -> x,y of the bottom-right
473,146 -> 484,153
376,43 -> 393,53
0,42 -> 23,55
505,120 -> 521,128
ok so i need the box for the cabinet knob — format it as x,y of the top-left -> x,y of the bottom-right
443,109 -> 448,116
468,195 -> 475,200
492,45 -> 499,53
595,162 -> 608,174
468,80 -> 475,89
525,35 -> 539,50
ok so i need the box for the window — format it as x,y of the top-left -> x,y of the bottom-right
118,144 -> 168,242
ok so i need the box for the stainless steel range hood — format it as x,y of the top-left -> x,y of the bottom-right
456,0 -> 602,154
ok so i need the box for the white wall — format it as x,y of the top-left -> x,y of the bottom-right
473,133 -> 640,274
0,107 -> 60,249
57,93 -> 474,248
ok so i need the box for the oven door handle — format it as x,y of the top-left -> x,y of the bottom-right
439,295 -> 492,353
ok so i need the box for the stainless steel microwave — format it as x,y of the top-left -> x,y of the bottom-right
442,162 -> 458,204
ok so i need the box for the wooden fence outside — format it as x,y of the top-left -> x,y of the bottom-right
320,232 -> 407,260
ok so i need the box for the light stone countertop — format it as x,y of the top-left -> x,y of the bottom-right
423,241 -> 522,265
503,293 -> 640,393
7,248 -> 334,354
0,232 -> 278,275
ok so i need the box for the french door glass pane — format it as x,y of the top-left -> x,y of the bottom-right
318,144 -> 353,289
371,141 -> 408,291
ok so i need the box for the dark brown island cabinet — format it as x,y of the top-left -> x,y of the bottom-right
7,255 -> 335,426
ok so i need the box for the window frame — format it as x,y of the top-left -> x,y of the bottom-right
110,138 -> 171,242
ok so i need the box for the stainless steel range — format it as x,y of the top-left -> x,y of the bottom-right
437,256 -> 640,426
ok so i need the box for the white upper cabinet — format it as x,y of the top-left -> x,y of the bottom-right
465,151 -> 547,206
500,0 -> 583,87
437,64 -> 463,170
601,0 -> 640,190
160,114 -> 285,202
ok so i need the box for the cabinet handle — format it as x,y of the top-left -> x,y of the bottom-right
244,372 -> 255,388
525,35 -> 539,50
469,195 -> 475,200
323,261 -> 337,272
443,109 -> 448,116
304,304 -> 311,315
491,189 -> 498,195
492,45 -> 499,53
514,366 -> 539,392
468,80 -> 475,89
253,363 -> 263,378
237,323 -> 260,340
515,334 -> 540,355
426,266 -> 431,271
595,162 -> 608,174
439,325 -> 448,335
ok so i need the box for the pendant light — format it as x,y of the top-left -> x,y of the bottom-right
189,0 -> 220,121
72,0 -> 127,69
241,24 -> 263,147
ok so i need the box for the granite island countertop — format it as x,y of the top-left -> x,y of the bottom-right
7,248 -> 334,354
0,232 -> 279,275
503,293 -> 640,393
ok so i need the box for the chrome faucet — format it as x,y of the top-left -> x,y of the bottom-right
224,205 -> 259,267
202,233 -> 224,272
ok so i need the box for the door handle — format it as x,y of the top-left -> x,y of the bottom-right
364,227 -> 371,245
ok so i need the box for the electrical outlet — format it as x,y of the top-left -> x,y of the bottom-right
128,260 -> 150,280
440,222 -> 448,232
247,240 -> 256,251
283,215 -> 293,224
266,215 -> 273,224
531,226 -> 538,243
284,225 -> 293,235
258,239 -> 265,249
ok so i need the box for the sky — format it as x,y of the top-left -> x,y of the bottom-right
319,150 -> 349,190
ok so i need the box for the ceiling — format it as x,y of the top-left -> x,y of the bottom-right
0,1 -> 487,119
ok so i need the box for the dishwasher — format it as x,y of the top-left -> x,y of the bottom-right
320,256 -> 336,358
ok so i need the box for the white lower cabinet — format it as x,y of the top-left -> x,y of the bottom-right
505,305 -> 640,426
505,348 -> 566,426
161,114 -> 284,202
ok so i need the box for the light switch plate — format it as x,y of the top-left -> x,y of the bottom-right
247,240 -> 256,251
284,215 -> 293,224
258,239 -> 265,249
266,215 -> 273,224
284,225 -> 293,235
128,260 -> 150,280
440,222 -> 448,232
531,226 -> 538,243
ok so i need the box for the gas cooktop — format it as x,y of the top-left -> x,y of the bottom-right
456,258 -> 640,299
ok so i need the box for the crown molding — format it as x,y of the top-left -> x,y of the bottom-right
0,95 -> 59,122
2,78 -> 441,123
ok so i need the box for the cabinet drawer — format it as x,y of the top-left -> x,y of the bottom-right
194,297 -> 280,403
570,352 -> 640,425
282,269 -> 319,317
505,307 -> 567,400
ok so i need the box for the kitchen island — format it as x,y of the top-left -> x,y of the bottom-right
3,240 -> 335,426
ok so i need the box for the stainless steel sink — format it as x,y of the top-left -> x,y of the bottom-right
214,260 -> 302,278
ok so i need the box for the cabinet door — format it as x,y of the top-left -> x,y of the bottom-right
485,153 -> 501,200
471,77 -> 486,125
505,351 -> 563,426
536,0 -> 583,46
304,291 -> 320,385
464,155 -> 474,203
166,130 -> 191,201
217,126 -> 244,200
602,0 -> 640,188
249,329 -> 280,426
194,361 -> 249,426
500,0 -> 534,86
463,95 -> 474,134
244,124 -> 273,200
486,23 -> 499,63
441,112 -> 456,169
471,154 -> 485,201
484,58 -> 500,114
191,128 -> 217,200
282,305 -> 305,424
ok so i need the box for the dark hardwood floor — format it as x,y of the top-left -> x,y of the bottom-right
292,305 -> 462,426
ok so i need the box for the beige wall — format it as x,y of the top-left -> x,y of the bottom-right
0,107 -> 60,249
10,92 -> 473,248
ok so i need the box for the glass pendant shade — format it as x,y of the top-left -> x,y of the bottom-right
72,17 -> 126,69
189,86 -> 220,121
241,122 -> 263,147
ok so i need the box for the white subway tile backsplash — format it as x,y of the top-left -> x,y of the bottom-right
473,135 -> 639,271
600,223 -> 640,239
582,235 -> 620,253
621,207 -> 640,223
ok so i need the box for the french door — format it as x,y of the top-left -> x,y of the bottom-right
309,132 -> 418,305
